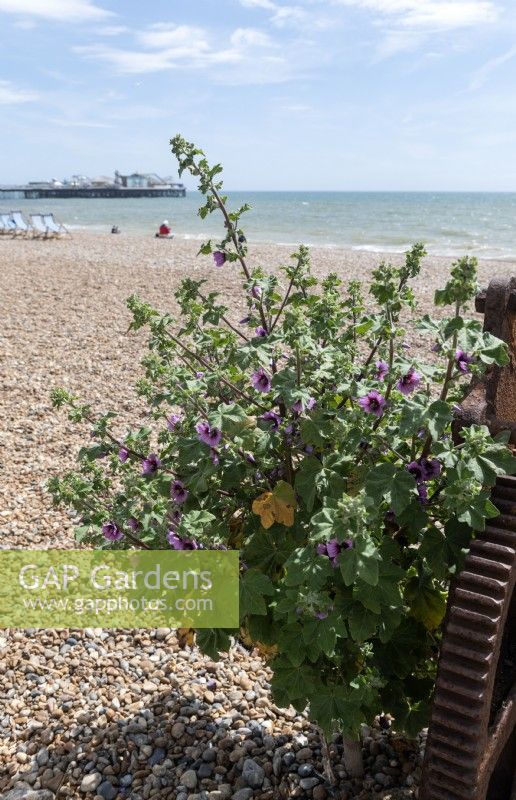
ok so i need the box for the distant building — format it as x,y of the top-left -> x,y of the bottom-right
1,170 -> 186,198
114,170 -> 181,189
91,175 -> 114,187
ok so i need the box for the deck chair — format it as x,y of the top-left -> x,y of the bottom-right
0,213 -> 16,236
11,210 -> 31,236
42,213 -> 68,236
30,214 -> 50,238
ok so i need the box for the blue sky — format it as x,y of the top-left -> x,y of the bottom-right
0,0 -> 515,190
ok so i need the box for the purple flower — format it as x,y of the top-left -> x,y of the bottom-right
167,532 -> 199,550
417,484 -> 428,504
196,420 -> 222,447
317,537 -> 353,567
127,517 -> 139,531
118,447 -> 129,463
261,410 -> 281,429
142,453 -> 161,475
376,360 -> 389,381
407,460 -> 425,483
167,413 -> 182,431
255,326 -> 268,338
407,458 -> 441,484
251,368 -> 272,393
358,390 -> 387,417
245,452 -> 256,465
213,251 -> 226,267
171,480 -> 189,504
315,610 -> 329,620
210,448 -> 220,466
326,539 -> 340,560
102,522 -> 124,541
306,397 -> 316,411
420,457 -> 441,480
251,286 -> 262,300
397,368 -> 422,396
195,371 -> 205,379
292,399 -> 304,415
456,350 -> 474,373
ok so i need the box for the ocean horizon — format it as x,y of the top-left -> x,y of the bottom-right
3,190 -> 516,261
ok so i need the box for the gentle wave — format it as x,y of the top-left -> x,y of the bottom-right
5,191 -> 516,260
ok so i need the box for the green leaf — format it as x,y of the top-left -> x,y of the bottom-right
310,686 -> 363,738
243,528 -> 301,573
295,457 -> 322,512
340,536 -> 381,587
273,480 -> 297,507
181,509 -> 217,537
348,603 -> 380,642
405,578 -> 447,631
278,625 -> 306,666
390,470 -> 416,515
285,546 -> 334,588
365,463 -> 396,504
196,628 -> 233,660
426,400 -> 453,440
240,569 -> 275,617
299,416 -> 329,447
374,618 -> 429,678
271,656 -> 315,706
311,502 -> 340,539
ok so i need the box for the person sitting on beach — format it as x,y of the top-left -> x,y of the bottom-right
156,220 -> 173,238
111,225 -> 120,234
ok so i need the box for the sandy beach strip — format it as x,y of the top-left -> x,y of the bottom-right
0,231 -> 509,548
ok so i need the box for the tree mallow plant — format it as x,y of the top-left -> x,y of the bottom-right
50,135 -> 516,774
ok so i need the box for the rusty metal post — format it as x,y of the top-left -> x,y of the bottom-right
421,277 -> 516,800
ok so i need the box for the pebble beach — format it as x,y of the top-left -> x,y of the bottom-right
0,232 -> 510,800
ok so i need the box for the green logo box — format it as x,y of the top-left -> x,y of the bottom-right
0,550 -> 239,628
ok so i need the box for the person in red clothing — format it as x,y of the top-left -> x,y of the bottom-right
156,219 -> 173,238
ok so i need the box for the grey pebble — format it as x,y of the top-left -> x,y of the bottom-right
242,757 -> 265,788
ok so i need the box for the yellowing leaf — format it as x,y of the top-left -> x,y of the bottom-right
239,625 -> 278,660
177,627 -> 196,647
252,486 -> 295,529
405,578 -> 447,631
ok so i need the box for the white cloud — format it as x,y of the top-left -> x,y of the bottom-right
97,25 -> 129,36
230,27 -> 274,47
138,23 -> 210,52
375,29 -> 424,57
239,0 -> 311,28
470,46 -> 516,89
75,45 -> 175,74
0,80 -> 38,105
335,0 -> 498,29
0,0 -> 112,22
76,24 -> 291,83
240,0 -> 276,8
48,118 -> 114,128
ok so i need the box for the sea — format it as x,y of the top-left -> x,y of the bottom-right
5,191 -> 516,260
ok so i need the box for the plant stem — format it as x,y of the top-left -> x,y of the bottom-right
269,265 -> 298,334
163,330 -> 269,412
343,736 -> 364,778
209,183 -> 269,332
197,289 -> 250,343
420,299 -> 460,459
